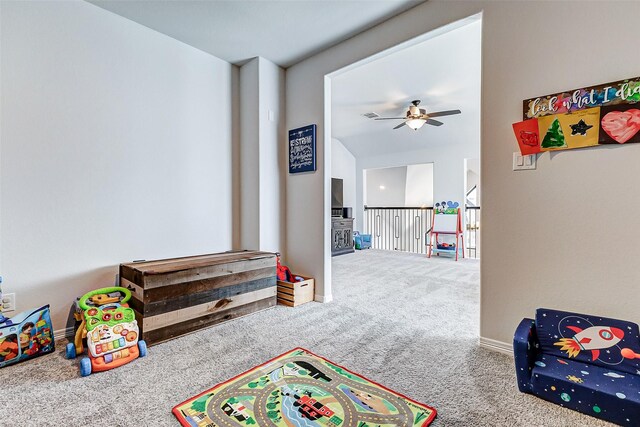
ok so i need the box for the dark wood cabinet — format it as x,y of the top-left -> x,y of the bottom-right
331,217 -> 354,256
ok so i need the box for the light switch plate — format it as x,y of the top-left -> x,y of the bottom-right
513,152 -> 537,171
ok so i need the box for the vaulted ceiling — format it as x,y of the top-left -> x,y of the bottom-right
331,18 -> 482,159
89,0 -> 425,67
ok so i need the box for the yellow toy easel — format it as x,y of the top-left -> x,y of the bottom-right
427,206 -> 464,261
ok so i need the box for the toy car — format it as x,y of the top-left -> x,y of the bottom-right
66,287 -> 146,376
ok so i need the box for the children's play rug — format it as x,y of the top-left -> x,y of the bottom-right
173,347 -> 436,426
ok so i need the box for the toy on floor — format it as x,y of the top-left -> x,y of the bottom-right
0,304 -> 55,369
66,287 -> 147,377
427,201 -> 464,261
276,253 -> 303,282
515,308 -> 640,425
353,231 -> 372,250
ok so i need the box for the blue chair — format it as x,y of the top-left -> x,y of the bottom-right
514,308 -> 640,425
353,231 -> 372,250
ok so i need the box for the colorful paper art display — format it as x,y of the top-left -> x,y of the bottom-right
539,116 -> 567,150
599,104 -> 640,144
512,119 -> 540,156
562,108 -> 600,149
513,76 -> 640,155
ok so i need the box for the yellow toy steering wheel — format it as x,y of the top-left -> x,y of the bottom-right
78,287 -> 131,310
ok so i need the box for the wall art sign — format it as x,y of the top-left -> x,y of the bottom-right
513,76 -> 640,155
289,124 -> 316,174
523,76 -> 640,120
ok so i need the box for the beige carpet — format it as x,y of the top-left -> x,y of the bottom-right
0,250 -> 612,426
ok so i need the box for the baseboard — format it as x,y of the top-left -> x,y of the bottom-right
479,336 -> 513,356
314,294 -> 333,303
54,326 -> 74,343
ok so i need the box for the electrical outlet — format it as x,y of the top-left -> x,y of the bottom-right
2,293 -> 16,313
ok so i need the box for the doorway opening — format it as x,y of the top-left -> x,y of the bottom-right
324,13 -> 482,311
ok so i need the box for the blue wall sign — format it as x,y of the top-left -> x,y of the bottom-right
289,124 -> 316,174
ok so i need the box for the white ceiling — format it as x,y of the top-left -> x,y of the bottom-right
88,0 -> 425,67
331,18 -> 482,159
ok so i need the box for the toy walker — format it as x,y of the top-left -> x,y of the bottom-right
66,287 -> 147,377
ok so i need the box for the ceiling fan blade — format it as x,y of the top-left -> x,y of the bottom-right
393,122 -> 407,130
427,109 -> 461,118
374,117 -> 406,120
426,119 -> 444,127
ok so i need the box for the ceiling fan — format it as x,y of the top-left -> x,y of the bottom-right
373,100 -> 461,130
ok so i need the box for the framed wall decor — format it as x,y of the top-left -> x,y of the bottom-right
289,124 -> 316,174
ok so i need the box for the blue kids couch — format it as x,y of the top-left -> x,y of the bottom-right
514,308 -> 640,425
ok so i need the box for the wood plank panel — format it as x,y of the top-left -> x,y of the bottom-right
120,250 -> 252,270
142,253 -> 273,275
141,276 -> 276,316
142,286 -> 276,332
277,298 -> 295,307
127,292 -> 144,315
121,257 -> 275,289
121,251 -> 273,275
277,283 -> 312,296
121,278 -> 145,302
144,266 -> 275,303
142,297 -> 276,345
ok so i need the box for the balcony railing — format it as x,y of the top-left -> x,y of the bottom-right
465,206 -> 480,258
364,207 -> 433,254
363,206 -> 480,258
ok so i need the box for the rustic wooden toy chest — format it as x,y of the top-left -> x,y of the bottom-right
119,251 -> 277,345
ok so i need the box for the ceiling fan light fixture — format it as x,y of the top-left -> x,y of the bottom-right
406,118 -> 426,130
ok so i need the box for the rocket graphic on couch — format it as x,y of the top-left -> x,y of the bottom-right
554,325 -> 625,360
514,308 -> 640,426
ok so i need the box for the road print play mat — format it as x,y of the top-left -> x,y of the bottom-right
173,348 -> 436,427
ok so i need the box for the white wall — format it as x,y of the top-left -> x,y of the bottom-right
364,166 -> 407,207
466,170 -> 479,206
258,58 -> 286,254
240,58 -> 260,249
286,0 -> 640,345
363,163 -> 433,208
331,137 -> 356,218
465,157 -> 479,204
0,1 -> 237,332
405,163 -> 433,207
239,57 -> 286,253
